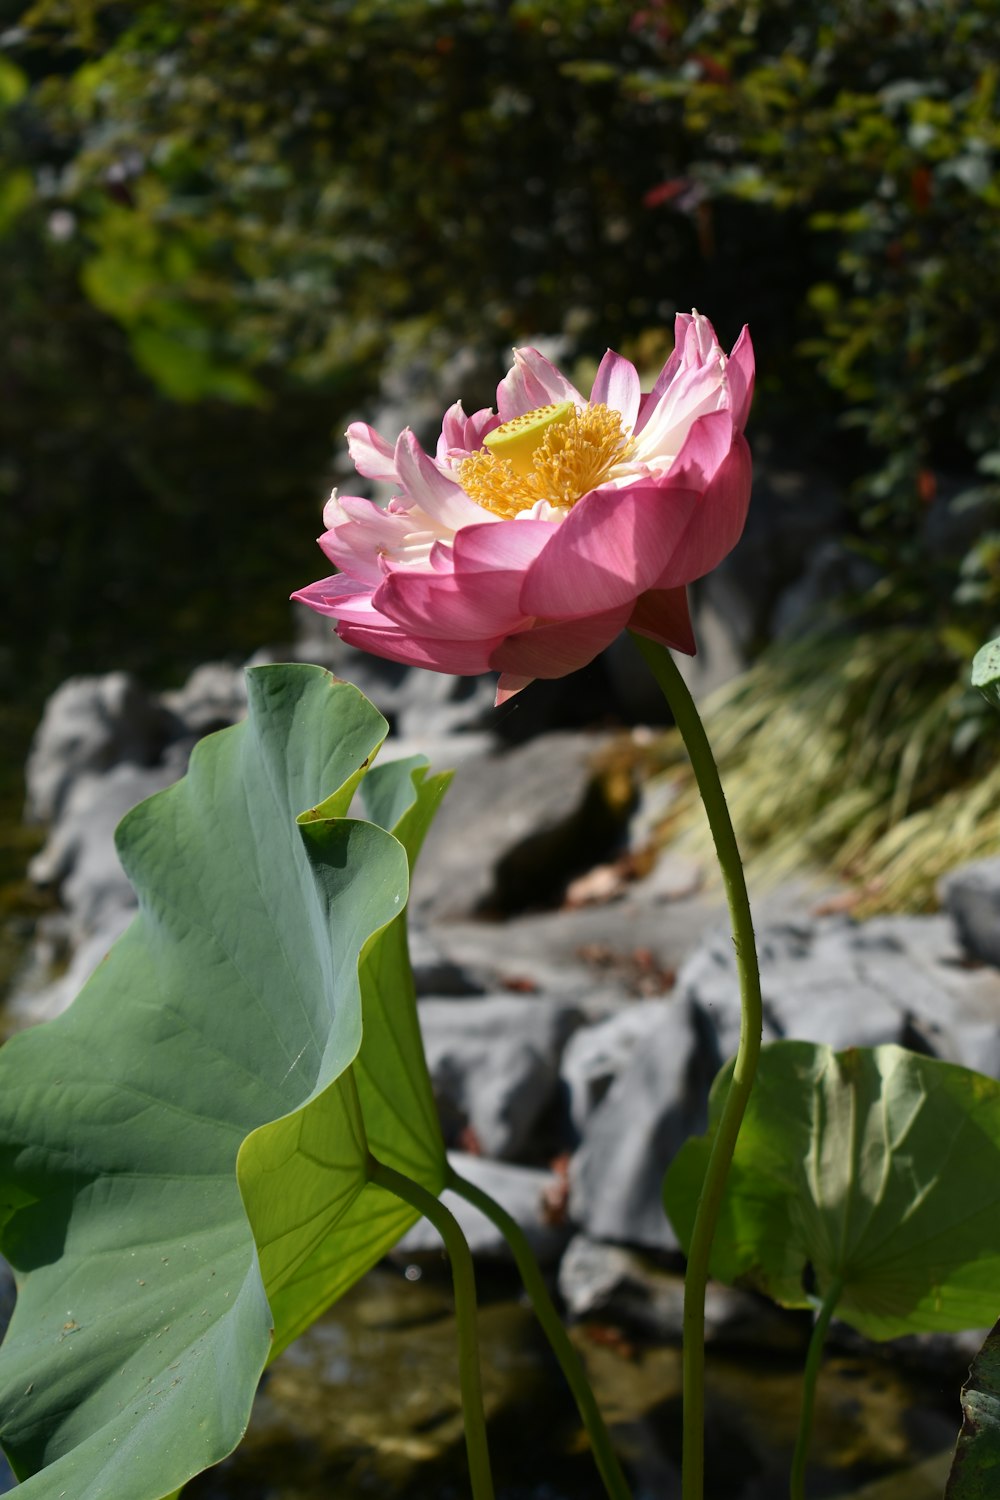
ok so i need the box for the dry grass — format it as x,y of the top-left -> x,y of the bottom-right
650,627 -> 1000,913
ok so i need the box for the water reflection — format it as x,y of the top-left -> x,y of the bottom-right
183,1263 -> 959,1500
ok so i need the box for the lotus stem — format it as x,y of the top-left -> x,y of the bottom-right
790,1277 -> 843,1500
629,632 -> 763,1500
367,1155 -> 495,1500
447,1164 -> 632,1500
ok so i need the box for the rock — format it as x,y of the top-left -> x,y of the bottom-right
561,1000 -> 676,1137
679,912 -> 1000,1077
557,1234 -> 803,1351
159,660 -> 252,737
6,907 -> 134,1027
28,761 -> 182,938
412,731 -> 630,919
390,1152 -> 571,1266
939,856 -> 1000,968
568,998 -> 713,1251
24,672 -> 172,823
408,924 -> 484,997
423,889 -> 717,1006
418,995 -> 582,1159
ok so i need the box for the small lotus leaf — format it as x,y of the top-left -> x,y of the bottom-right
665,1041 -> 1000,1339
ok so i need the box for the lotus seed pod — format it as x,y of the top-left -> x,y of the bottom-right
482,400 -> 575,477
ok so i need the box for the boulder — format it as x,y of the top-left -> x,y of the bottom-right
568,998 -> 712,1251
557,1234 -> 803,1351
28,760 -> 183,939
412,731 -> 630,919
419,995 -> 582,1159
24,672 -> 172,823
939,856 -> 1000,969
680,912 -> 1000,1077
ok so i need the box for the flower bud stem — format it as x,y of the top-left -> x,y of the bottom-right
447,1164 -> 632,1500
629,633 -> 763,1500
367,1155 -> 495,1500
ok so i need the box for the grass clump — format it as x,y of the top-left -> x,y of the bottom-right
655,626 -> 1000,915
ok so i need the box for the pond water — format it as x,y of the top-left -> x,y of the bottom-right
182,1262 -> 960,1500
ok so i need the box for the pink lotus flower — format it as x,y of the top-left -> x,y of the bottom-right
293,311 -> 753,704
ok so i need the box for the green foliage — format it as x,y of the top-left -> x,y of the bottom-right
971,636 -> 1000,711
948,1321 -> 1000,1498
665,1041 -> 1000,1340
0,664 -> 447,1497
623,0 -> 1000,639
2,0 -> 1000,878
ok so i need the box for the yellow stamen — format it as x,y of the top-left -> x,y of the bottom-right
459,402 -> 633,519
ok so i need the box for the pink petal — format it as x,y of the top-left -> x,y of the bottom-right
590,351 -> 641,428
519,482 -> 701,620
495,673 -> 535,705
394,428 -> 485,531
436,402 -> 501,460
626,586 -> 696,655
317,495 -> 419,582
635,311 -> 725,441
336,620 -> 503,675
372,519 -> 556,639
437,400 -> 472,457
489,602 -> 634,679
496,347 -> 584,423
291,574 -> 381,623
346,422 -> 399,482
652,429 -> 753,589
726,325 -> 755,432
635,346 -> 727,452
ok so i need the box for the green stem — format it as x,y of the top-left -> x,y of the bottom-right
629,633 -> 763,1500
790,1278 -> 842,1500
447,1165 -> 632,1500
368,1156 -> 495,1500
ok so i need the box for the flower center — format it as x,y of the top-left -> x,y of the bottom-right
458,401 -> 633,519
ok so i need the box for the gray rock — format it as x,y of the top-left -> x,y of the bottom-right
24,672 -> 172,823
561,1000 -> 676,1137
423,890 -> 718,1007
7,906 -> 134,1027
940,857 -> 1000,968
408,924 -> 484,997
557,1234 -> 802,1351
159,660 -> 251,737
28,761 -> 181,938
390,1152 -> 571,1266
680,913 -> 1000,1076
412,731 -> 628,919
568,998 -> 712,1251
419,995 -> 582,1159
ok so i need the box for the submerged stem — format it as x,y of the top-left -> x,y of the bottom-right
367,1156 -> 495,1500
790,1278 -> 843,1500
447,1164 -> 632,1500
629,633 -> 763,1500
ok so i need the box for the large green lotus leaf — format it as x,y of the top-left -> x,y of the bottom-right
244,754 -> 451,1358
946,1320 -> 1000,1498
0,665 -> 419,1499
665,1041 -> 1000,1340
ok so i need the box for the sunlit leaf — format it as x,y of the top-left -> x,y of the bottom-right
665,1042 -> 1000,1339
